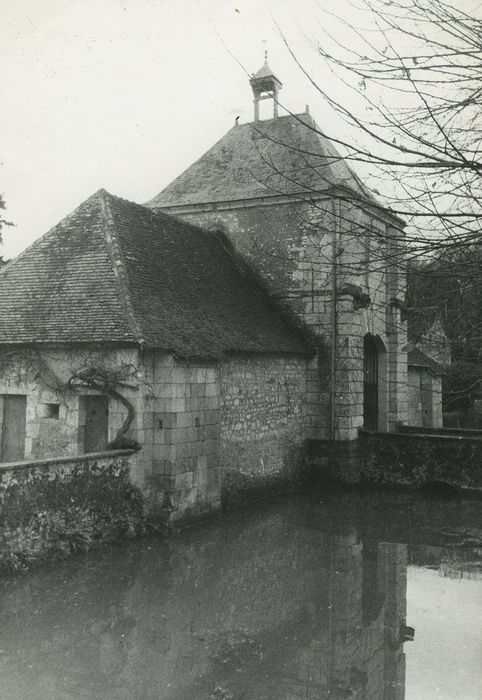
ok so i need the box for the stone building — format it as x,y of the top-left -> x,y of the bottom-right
0,190 -> 312,515
406,308 -> 450,427
146,60 -> 408,440
0,61 -> 409,516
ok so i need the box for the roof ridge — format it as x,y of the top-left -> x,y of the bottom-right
99,190 -> 146,346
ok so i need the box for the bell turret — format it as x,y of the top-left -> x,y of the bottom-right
249,53 -> 282,122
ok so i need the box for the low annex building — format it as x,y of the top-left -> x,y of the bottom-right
0,190 -> 311,513
0,62 -> 411,515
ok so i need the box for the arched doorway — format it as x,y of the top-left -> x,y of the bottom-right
363,334 -> 387,431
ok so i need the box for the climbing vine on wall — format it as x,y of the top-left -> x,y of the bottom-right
0,348 -> 141,450
68,365 -> 140,449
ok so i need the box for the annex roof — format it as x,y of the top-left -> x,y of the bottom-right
0,190 -> 309,358
408,347 -> 446,376
146,113 -> 378,209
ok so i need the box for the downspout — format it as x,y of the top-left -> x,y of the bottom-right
330,197 -> 339,439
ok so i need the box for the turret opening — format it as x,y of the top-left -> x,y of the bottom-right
249,52 -> 283,122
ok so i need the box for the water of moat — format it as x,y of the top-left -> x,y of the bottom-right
1,490 -> 481,700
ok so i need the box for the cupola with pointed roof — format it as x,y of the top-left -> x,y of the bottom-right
249,52 -> 282,121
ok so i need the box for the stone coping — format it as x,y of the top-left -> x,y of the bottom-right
399,425 -> 482,437
0,449 -> 137,473
359,428 -> 482,443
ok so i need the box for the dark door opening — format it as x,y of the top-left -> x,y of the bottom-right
82,395 -> 109,453
363,335 -> 379,431
1,395 -> 27,462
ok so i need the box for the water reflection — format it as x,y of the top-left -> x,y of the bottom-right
0,492 -> 480,700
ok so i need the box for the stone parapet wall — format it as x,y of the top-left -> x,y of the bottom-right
306,431 -> 482,492
0,450 -> 143,573
399,424 -> 482,437
360,430 -> 482,491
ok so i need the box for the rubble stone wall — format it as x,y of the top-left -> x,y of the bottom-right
306,430 -> 482,492
219,355 -> 307,503
143,352 -> 311,515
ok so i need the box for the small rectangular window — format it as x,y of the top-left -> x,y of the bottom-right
44,403 -> 60,419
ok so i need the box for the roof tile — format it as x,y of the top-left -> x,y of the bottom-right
146,113 -> 376,208
0,190 -> 310,358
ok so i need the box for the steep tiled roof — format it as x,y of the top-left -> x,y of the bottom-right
0,193 -> 136,345
0,190 -> 309,358
146,113 -> 377,209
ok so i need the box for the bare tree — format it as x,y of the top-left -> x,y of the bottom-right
0,195 -> 13,267
272,0 -> 482,423
277,0 -> 482,256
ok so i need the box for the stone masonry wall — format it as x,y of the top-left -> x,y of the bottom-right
164,195 -> 407,441
140,352 -> 221,519
307,431 -> 482,492
407,367 -> 443,428
0,347 -> 315,522
219,355 -> 307,502
0,346 -> 143,480
140,353 -> 315,515
359,430 -> 482,491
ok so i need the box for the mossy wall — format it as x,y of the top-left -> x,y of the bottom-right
359,431 -> 482,490
0,451 -> 144,574
306,431 -> 482,492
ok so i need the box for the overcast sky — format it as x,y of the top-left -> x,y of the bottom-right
1,0 -> 345,258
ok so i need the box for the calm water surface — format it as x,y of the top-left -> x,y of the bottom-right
0,490 -> 481,700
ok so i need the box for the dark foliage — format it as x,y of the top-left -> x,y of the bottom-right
0,458 -> 145,573
408,254 -> 482,422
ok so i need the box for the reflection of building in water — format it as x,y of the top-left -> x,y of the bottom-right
111,530 -> 411,699
0,521 -> 412,700
272,535 -> 409,700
